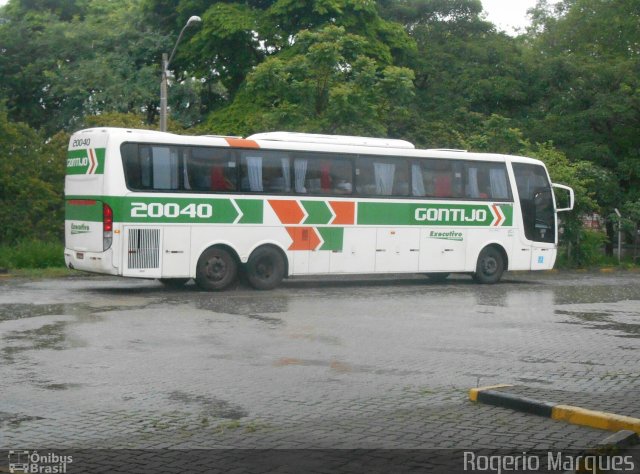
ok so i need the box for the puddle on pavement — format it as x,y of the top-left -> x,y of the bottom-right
1,320 -> 78,364
167,391 -> 248,419
0,303 -> 85,321
192,295 -> 287,327
195,295 -> 288,316
245,313 -> 283,326
519,356 -> 557,364
0,303 -> 126,365
0,411 -> 45,428
556,308 -> 640,338
552,285 -> 640,305
37,382 -> 84,391
0,302 -> 139,322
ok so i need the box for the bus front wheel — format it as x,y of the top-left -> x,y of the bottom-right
195,247 -> 238,291
473,246 -> 504,284
246,246 -> 285,290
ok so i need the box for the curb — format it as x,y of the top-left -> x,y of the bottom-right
469,385 -> 640,435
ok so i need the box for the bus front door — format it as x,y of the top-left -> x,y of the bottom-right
512,163 -> 557,270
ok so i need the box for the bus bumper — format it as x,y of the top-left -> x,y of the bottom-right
64,248 -> 118,275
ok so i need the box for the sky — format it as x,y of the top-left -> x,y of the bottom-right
481,0 -> 550,34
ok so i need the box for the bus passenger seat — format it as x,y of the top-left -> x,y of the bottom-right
434,175 -> 452,197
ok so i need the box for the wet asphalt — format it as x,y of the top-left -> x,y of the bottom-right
0,271 -> 639,450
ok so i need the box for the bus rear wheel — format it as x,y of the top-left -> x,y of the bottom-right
473,246 -> 504,284
195,247 -> 237,291
246,246 -> 285,291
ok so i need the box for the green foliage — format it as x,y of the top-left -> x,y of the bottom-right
206,25 -> 415,136
525,0 -> 640,213
0,0 -> 202,132
0,105 -> 64,245
571,229 -> 609,268
0,240 -> 65,269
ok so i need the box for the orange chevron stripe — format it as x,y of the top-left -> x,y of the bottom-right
224,137 -> 259,149
88,149 -> 97,174
492,204 -> 503,227
286,227 -> 321,251
329,201 -> 355,225
269,200 -> 305,224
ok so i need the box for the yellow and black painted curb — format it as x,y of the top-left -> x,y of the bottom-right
469,385 -> 640,435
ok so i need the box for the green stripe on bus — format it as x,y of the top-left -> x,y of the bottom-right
500,204 -> 513,227
317,227 -> 344,251
302,201 -> 333,225
65,195 -> 512,228
357,202 -> 513,226
65,200 -> 103,221
66,195 -> 264,225
236,199 -> 263,224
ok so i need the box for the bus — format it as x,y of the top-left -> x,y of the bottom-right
64,128 -> 574,290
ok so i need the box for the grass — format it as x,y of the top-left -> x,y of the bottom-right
6,267 -> 84,278
0,240 -> 65,270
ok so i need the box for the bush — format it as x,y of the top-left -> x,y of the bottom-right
565,229 -> 609,268
0,240 -> 65,269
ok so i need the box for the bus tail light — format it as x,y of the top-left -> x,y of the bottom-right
103,203 -> 113,250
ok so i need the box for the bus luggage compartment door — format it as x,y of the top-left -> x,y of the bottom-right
419,228 -> 466,272
122,226 -> 162,278
375,228 -> 420,272
162,226 -> 191,278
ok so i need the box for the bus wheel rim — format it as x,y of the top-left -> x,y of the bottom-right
482,257 -> 497,275
207,256 -> 227,281
256,258 -> 273,279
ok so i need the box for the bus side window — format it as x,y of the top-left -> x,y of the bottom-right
464,162 -> 510,200
356,156 -> 407,196
121,143 -> 144,189
239,151 -> 291,193
122,143 -> 181,190
418,159 -> 453,198
293,153 -> 352,195
150,146 -> 180,190
187,147 -> 235,192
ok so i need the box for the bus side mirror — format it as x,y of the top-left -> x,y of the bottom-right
552,183 -> 574,212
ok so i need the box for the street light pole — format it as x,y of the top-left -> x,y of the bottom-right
160,15 -> 202,132
614,208 -> 622,263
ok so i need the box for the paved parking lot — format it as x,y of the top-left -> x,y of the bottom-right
1,271 -> 639,456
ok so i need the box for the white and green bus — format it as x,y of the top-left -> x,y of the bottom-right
64,128 -> 574,290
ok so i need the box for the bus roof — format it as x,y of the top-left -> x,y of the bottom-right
72,127 -> 545,166
247,132 -> 415,149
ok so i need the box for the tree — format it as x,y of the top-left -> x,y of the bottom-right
524,0 -> 640,254
379,0 -> 533,148
0,0 -> 201,133
143,0 -> 416,117
0,105 -> 64,244
202,25 -> 415,136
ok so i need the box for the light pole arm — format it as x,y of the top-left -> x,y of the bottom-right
159,16 -> 201,132
167,22 -> 191,71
